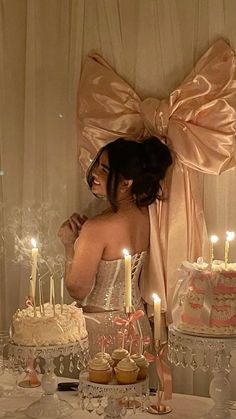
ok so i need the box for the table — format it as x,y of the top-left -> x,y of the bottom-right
0,372 -> 236,418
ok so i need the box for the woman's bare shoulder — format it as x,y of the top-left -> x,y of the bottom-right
81,211 -> 116,233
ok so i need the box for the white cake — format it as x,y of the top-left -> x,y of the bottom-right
11,302 -> 88,346
174,259 -> 236,335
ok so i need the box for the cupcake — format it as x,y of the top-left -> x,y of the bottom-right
111,348 -> 129,366
115,357 -> 139,384
130,354 -> 149,380
95,351 -> 114,366
88,357 -> 112,384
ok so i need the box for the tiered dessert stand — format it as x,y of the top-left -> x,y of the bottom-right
79,371 -> 149,419
8,338 -> 89,419
168,325 -> 236,418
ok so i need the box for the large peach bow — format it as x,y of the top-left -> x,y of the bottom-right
77,39 -> 236,319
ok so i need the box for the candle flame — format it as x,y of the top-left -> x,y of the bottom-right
123,248 -> 130,257
31,238 -> 37,248
152,293 -> 161,302
226,231 -> 235,242
210,235 -> 218,244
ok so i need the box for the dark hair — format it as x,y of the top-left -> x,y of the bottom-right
87,137 -> 172,211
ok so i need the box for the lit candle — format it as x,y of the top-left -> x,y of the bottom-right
123,248 -> 132,311
153,293 -> 161,343
210,235 -> 218,265
31,238 -> 38,298
60,276 -> 64,314
224,231 -> 235,268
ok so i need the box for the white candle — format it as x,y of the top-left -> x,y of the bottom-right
30,278 -> 37,317
40,279 -> 45,316
60,276 -> 64,314
210,235 -> 218,265
51,277 -> 56,316
224,231 -> 235,268
153,293 -> 161,342
31,238 -> 38,298
38,277 -> 42,315
123,249 -> 132,311
49,276 -> 53,305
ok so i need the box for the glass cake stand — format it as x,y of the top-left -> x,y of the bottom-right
8,338 -> 89,419
79,371 -> 149,418
168,325 -> 236,419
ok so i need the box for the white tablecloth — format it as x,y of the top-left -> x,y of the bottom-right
0,372 -> 236,419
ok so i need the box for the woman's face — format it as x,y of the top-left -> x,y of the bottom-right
91,150 -> 110,197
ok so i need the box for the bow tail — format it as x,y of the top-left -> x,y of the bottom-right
156,345 -> 172,400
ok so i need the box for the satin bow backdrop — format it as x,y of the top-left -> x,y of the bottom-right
77,39 -> 236,319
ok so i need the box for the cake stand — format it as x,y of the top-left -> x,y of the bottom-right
79,371 -> 149,418
8,338 -> 89,419
168,325 -> 236,418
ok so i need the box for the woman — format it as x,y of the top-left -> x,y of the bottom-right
58,137 -> 172,355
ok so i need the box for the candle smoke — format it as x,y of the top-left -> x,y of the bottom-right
1,201 -> 65,281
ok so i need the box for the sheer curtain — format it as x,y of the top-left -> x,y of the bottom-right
1,0 -> 236,396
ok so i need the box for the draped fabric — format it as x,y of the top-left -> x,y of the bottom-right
77,39 -> 236,318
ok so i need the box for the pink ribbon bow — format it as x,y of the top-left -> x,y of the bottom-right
113,310 -> 144,339
77,39 -> 236,320
144,343 -> 172,400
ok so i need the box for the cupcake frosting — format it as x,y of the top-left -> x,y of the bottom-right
89,357 -> 111,371
130,354 -> 149,368
112,348 -> 129,360
116,357 -> 138,372
95,351 -> 113,364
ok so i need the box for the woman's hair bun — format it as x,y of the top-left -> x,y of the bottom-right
131,137 -> 173,206
141,137 -> 173,179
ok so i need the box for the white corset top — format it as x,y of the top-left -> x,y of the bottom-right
81,251 -> 147,311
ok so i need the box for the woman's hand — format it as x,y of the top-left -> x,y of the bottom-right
58,213 -> 88,250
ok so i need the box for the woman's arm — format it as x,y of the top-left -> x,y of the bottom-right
64,218 -> 106,301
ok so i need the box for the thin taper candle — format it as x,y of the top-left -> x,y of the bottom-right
38,277 -> 42,315
123,248 -> 132,311
49,276 -> 53,305
40,279 -> 45,316
153,293 -> 161,343
30,279 -> 37,317
224,231 -> 235,268
31,238 -> 38,298
60,276 -> 64,314
210,235 -> 218,265
52,277 -> 56,316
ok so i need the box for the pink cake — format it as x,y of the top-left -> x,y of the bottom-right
174,259 -> 236,336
